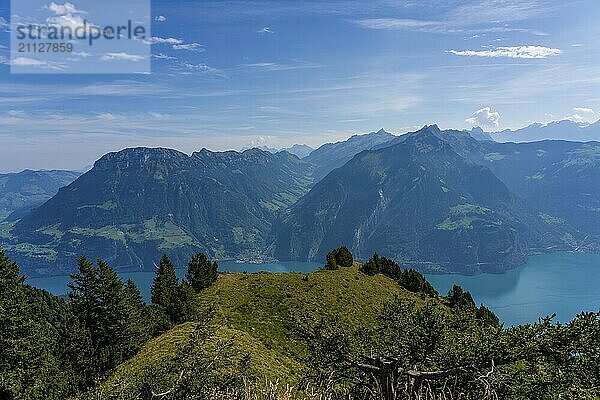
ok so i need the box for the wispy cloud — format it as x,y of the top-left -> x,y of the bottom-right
11,57 -> 65,70
172,43 -> 204,52
448,46 -> 561,59
353,18 -> 547,36
146,37 -> 204,52
148,37 -> 183,45
241,61 -> 321,71
155,15 -> 167,22
258,26 -> 275,34
353,0 -> 553,36
100,53 -> 147,62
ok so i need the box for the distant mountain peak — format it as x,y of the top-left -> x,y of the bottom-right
491,119 -> 600,143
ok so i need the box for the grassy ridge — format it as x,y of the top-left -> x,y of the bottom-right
101,264 -> 415,393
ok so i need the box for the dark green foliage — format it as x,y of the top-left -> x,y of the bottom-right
398,269 -> 437,295
447,285 -> 500,326
476,304 -> 500,326
0,250 -> 67,399
124,279 -> 152,351
68,257 -> 150,380
151,254 -> 184,328
151,255 -> 179,308
150,254 -> 198,331
57,314 -> 95,392
185,253 -> 218,292
325,246 -> 354,270
360,253 -> 437,296
447,284 -> 476,309
298,297 -> 600,400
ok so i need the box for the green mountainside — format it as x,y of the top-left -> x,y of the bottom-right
274,126 -> 573,274
4,148 -> 314,275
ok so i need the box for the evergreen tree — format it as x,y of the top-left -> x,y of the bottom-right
57,314 -> 94,392
151,255 -> 181,325
123,279 -> 151,355
447,285 -> 476,309
325,246 -> 354,270
398,269 -> 438,296
151,255 -> 178,306
0,251 -> 66,399
68,257 -> 144,377
185,253 -> 218,292
360,253 -> 382,276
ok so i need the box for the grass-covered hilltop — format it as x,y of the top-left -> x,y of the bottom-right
1,247 -> 599,400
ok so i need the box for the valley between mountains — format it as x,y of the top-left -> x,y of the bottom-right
1,125 -> 599,276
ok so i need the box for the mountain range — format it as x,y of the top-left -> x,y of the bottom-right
1,124 -> 599,276
240,144 -> 314,158
490,119 -> 600,143
0,170 -> 81,222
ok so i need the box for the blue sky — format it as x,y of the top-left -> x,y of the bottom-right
0,0 -> 599,172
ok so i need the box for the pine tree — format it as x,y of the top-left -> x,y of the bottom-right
0,251 -> 66,399
185,253 -> 218,292
151,255 -> 179,316
326,246 -> 354,270
68,257 -> 142,377
123,279 -> 150,356
58,314 -> 94,392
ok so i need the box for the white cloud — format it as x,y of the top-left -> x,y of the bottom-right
242,61 -> 321,71
46,2 -> 85,15
182,62 -> 220,74
11,57 -> 65,70
354,18 -> 441,30
172,43 -> 204,52
258,27 -> 275,34
449,46 -> 561,59
154,15 -> 167,22
573,107 -> 594,114
97,112 -> 118,121
42,3 -> 101,36
354,18 -> 548,35
444,0 -> 545,24
6,110 -> 27,118
149,37 -> 183,45
466,107 -> 500,128
153,53 -> 177,61
564,107 -> 596,124
100,53 -> 147,62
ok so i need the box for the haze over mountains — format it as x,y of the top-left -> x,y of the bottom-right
0,170 -> 82,221
1,122 -> 599,276
490,119 -> 600,143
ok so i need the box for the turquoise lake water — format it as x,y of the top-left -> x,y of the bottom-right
26,253 -> 600,326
